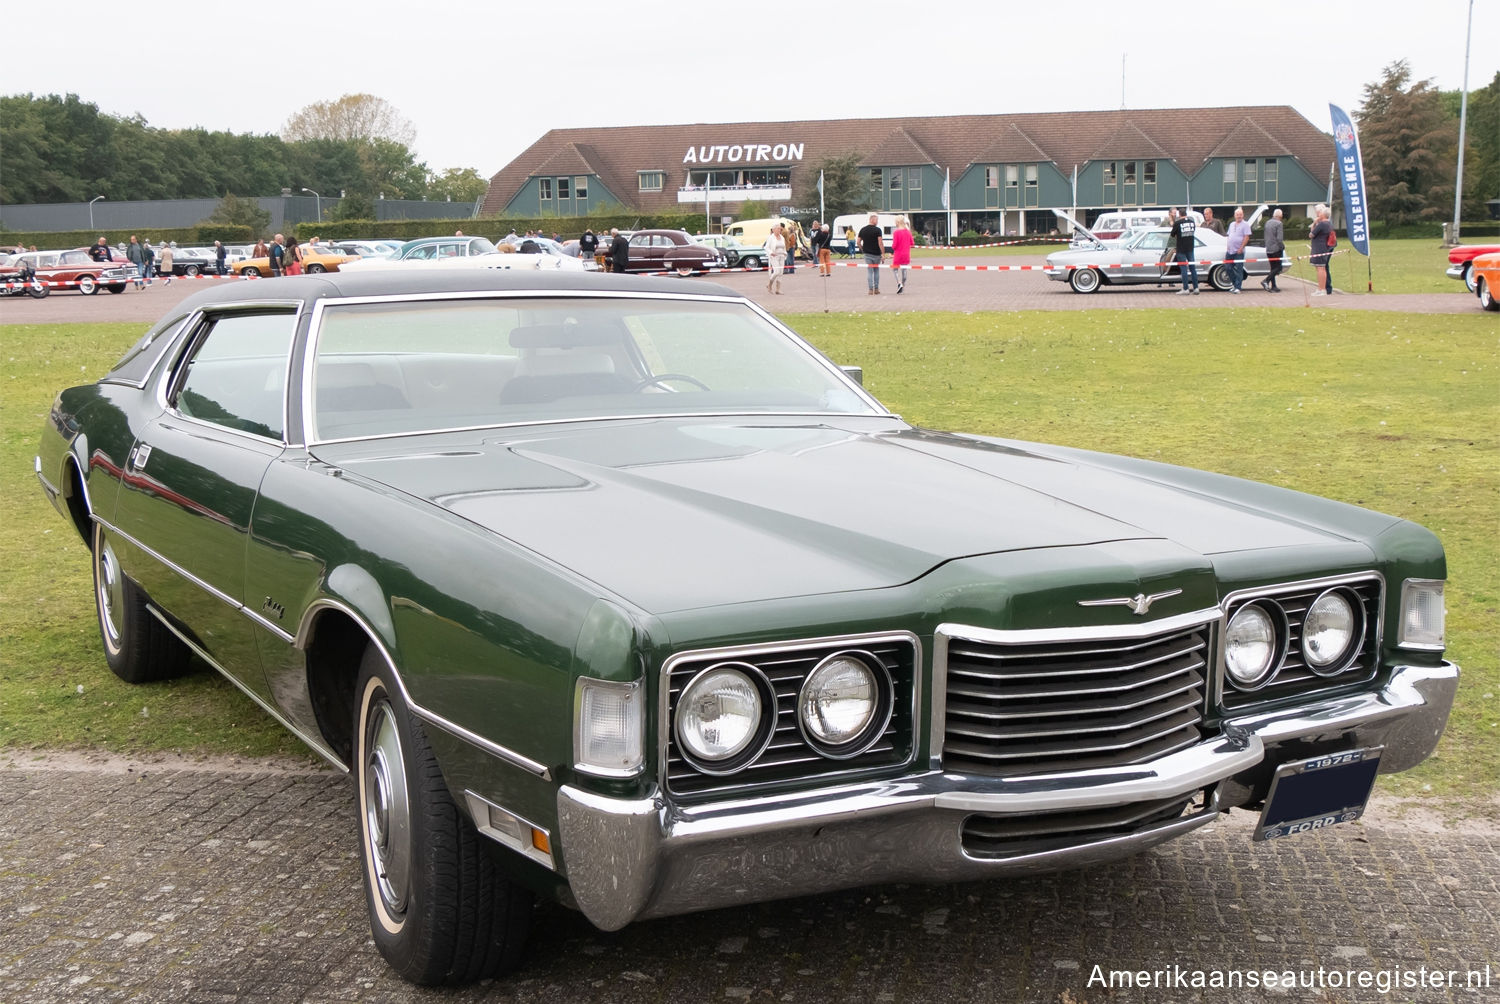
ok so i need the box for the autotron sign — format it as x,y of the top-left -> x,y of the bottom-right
683,143 -> 805,164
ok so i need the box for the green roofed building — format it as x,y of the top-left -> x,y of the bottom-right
481,106 -> 1334,238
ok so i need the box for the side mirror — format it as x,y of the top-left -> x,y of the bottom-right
840,365 -> 864,386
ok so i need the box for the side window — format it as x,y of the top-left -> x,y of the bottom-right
407,244 -> 436,260
630,234 -> 652,248
174,312 -> 296,440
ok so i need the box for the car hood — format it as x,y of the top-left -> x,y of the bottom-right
315,418 -> 1357,613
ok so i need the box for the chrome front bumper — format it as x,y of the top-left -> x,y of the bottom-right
1445,263 -> 1465,281
555,662 -> 1458,931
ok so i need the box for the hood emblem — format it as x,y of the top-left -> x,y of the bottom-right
1078,588 -> 1182,616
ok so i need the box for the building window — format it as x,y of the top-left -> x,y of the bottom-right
1241,159 -> 1256,203
1222,160 -> 1237,202
639,171 -> 664,191
575,177 -> 588,201
1005,165 -> 1019,208
557,177 -> 570,200
1263,158 -> 1278,201
870,168 -> 883,205
539,178 -> 552,201
985,166 -> 999,189
1024,164 -> 1039,207
1143,160 -> 1157,203
889,169 -> 902,193
1102,161 -> 1117,204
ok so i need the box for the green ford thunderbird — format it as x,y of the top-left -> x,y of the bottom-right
37,270 -> 1458,985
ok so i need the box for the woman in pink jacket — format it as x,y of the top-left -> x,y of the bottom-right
891,216 -> 914,294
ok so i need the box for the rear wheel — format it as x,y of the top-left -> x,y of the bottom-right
307,262 -> 327,274
242,266 -> 261,277
107,284 -> 126,294
184,264 -> 200,277
92,523 -> 192,683
77,274 -> 99,295
355,648 -> 533,984
1208,265 -> 1232,291
1068,267 -> 1101,293
26,280 -> 49,298
740,255 -> 762,270
1479,277 -> 1498,311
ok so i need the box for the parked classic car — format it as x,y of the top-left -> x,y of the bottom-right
620,228 -> 727,273
38,270 -> 1457,985
1471,250 -> 1500,310
1445,243 -> 1500,293
232,245 -> 359,277
168,248 -> 221,277
14,248 -> 135,294
692,233 -> 766,269
1046,209 -> 1273,293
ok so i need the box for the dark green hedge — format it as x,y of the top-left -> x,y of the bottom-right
3,224 -> 255,250
292,212 -> 736,242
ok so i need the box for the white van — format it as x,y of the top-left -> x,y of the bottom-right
723,217 -> 804,255
831,212 -> 901,251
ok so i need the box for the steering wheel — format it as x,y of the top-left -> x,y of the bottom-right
634,373 -> 710,392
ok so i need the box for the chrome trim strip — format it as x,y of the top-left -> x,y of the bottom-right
657,631 -> 922,796
34,457 -> 60,501
142,603 -> 347,772
930,608 -> 1221,766
293,597 -> 552,781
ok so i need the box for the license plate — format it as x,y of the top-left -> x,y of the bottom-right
1253,747 -> 1383,842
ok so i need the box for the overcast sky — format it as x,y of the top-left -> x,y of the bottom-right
3,0 -> 1493,180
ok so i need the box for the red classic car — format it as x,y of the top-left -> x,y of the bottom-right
14,248 -> 136,294
1471,251 -> 1500,311
1446,243 -> 1500,293
619,229 -> 727,274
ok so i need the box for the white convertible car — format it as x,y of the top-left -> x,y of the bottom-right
1047,206 -> 1273,293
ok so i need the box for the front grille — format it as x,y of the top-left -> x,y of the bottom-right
961,787 -> 1216,859
664,634 -> 916,798
1221,577 -> 1382,711
941,621 -> 1211,777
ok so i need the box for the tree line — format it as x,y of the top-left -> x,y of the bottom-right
0,93 -> 488,216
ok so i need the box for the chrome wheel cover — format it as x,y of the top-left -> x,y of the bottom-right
94,535 -> 125,653
363,698 -> 413,918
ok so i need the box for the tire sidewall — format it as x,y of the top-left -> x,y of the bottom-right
356,665 -> 415,944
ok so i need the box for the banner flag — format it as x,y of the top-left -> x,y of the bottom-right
817,170 -> 824,196
1329,104 -> 1371,257
941,169 -> 950,211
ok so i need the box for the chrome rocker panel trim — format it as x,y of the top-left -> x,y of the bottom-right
555,661 -> 1458,932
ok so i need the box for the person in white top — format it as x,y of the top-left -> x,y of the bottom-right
764,224 -> 786,294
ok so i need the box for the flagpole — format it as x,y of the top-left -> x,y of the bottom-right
818,169 -> 825,226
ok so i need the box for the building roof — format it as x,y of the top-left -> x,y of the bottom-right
481,106 -> 1333,215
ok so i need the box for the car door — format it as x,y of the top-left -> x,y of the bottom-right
110,307 -> 298,702
1121,231 -> 1171,283
628,233 -> 661,272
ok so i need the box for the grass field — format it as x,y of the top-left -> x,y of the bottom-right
3,310 -> 1495,799
918,236 -> 1465,295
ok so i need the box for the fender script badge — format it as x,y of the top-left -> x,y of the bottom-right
1078,589 -> 1183,616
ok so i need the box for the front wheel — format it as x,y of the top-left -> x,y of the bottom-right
1479,277 -> 1498,311
77,274 -> 99,295
1208,265 -> 1232,291
307,263 -> 327,274
1462,263 -> 1477,293
26,281 -> 50,298
107,284 -> 126,294
241,266 -> 261,277
92,523 -> 192,683
355,649 -> 533,985
1068,267 -> 1101,293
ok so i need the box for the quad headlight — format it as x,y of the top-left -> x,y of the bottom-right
675,663 -> 774,772
1225,602 -> 1283,689
797,651 -> 893,758
1302,589 -> 1361,673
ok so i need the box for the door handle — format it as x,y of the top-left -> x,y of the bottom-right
129,443 -> 153,471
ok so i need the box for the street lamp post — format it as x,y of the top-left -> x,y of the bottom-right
301,188 -> 322,222
89,195 -> 105,230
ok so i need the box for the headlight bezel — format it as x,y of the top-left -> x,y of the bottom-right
672,661 -> 776,775
1302,587 -> 1364,675
795,650 -> 895,759
1224,600 -> 1287,691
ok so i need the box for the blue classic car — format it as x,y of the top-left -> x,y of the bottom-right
36,270 -> 1457,984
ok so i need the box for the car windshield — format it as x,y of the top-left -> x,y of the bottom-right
308,295 -> 880,441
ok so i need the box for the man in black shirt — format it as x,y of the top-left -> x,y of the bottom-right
1170,210 -> 1199,295
88,237 -> 113,262
857,214 -> 885,294
608,228 -> 630,273
579,229 -> 598,261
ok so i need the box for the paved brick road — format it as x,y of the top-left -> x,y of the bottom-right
1,755 -> 1495,1003
0,257 -> 1476,326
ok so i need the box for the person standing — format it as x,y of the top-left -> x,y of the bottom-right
858,214 -> 885,294
783,220 -> 796,274
156,242 -> 174,285
1225,207 -> 1251,293
1309,204 -> 1333,296
1170,208 -> 1199,295
811,222 -> 833,277
126,235 -> 146,289
88,236 -> 113,262
764,223 -> 786,294
286,236 -> 303,275
269,234 -> 285,276
609,228 -> 630,273
252,237 -> 268,259
579,228 -> 598,263
214,240 -> 227,276
140,239 -> 155,286
1201,207 -> 1225,235
890,215 -> 914,294
844,226 -> 857,258
1261,209 -> 1284,292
